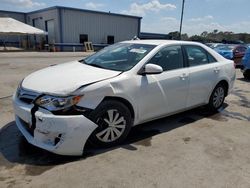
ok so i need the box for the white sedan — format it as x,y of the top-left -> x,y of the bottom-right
13,40 -> 236,155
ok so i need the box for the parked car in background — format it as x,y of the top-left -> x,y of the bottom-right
214,44 -> 247,67
205,43 -> 224,49
13,40 -> 236,156
241,45 -> 250,79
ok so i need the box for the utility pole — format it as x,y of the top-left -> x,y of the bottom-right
179,0 -> 185,40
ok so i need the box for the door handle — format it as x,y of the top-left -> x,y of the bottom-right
214,67 -> 220,73
179,73 -> 188,80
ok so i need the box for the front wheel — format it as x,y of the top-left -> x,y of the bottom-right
208,84 -> 226,112
88,100 -> 132,147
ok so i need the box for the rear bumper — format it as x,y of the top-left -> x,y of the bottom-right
13,95 -> 98,156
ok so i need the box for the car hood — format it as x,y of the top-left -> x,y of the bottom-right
22,61 -> 121,95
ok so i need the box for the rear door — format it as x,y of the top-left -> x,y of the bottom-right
183,45 -> 219,107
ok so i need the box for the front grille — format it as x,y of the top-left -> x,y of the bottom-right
17,87 -> 40,104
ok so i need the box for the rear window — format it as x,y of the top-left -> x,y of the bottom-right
184,45 -> 217,67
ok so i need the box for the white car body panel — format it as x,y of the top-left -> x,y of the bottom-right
13,40 -> 236,155
187,63 -> 218,107
132,67 -> 190,122
22,61 -> 120,95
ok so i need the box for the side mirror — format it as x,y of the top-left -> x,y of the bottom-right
140,64 -> 163,75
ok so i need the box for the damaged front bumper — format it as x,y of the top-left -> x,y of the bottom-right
13,95 -> 98,156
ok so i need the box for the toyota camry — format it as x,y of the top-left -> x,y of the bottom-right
13,40 -> 236,155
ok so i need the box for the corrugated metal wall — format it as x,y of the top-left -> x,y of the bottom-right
27,9 -> 60,43
0,7 -> 141,50
61,9 -> 140,44
0,11 -> 25,22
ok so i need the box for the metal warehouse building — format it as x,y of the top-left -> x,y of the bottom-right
0,6 -> 141,51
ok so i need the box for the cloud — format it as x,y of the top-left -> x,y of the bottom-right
85,2 -> 104,10
188,15 -> 214,22
161,17 -> 178,22
1,0 -> 46,8
122,0 -> 176,16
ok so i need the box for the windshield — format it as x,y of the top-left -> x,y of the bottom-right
81,43 -> 156,71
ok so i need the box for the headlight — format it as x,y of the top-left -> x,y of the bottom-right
35,95 -> 83,111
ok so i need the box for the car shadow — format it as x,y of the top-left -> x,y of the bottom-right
237,77 -> 250,83
0,104 -> 230,175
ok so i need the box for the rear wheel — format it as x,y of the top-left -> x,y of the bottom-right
243,72 -> 250,79
88,100 -> 132,147
208,83 -> 226,112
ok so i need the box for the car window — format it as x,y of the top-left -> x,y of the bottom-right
82,43 -> 156,71
147,45 -> 184,71
184,45 -> 210,67
207,53 -> 217,63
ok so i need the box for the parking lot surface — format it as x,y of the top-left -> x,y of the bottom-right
0,52 -> 250,188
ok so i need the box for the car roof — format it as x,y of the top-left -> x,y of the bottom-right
121,40 -> 202,46
122,39 -> 227,62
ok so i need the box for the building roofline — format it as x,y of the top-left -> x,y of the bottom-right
27,6 -> 142,19
140,32 -> 169,35
25,6 -> 57,14
0,9 -> 26,15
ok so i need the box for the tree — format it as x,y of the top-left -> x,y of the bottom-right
189,35 -> 204,42
201,31 -> 208,38
168,31 -> 181,40
167,29 -> 250,43
181,33 -> 189,40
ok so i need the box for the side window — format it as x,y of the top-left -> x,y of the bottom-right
185,45 -> 209,67
147,45 -> 184,71
207,53 -> 217,63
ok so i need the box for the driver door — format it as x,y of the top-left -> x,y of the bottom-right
136,45 -> 189,123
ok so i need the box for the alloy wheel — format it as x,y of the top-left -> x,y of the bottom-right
213,86 -> 225,108
96,109 -> 126,143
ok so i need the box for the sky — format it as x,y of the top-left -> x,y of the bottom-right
1,0 -> 250,36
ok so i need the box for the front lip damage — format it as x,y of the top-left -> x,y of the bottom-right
14,70 -> 122,155
13,95 -> 98,156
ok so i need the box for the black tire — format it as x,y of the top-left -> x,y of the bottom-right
88,100 -> 132,147
208,83 -> 226,112
243,73 -> 250,80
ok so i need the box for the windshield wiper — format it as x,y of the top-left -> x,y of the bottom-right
78,59 -> 86,63
88,63 -> 105,69
79,59 -> 105,69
